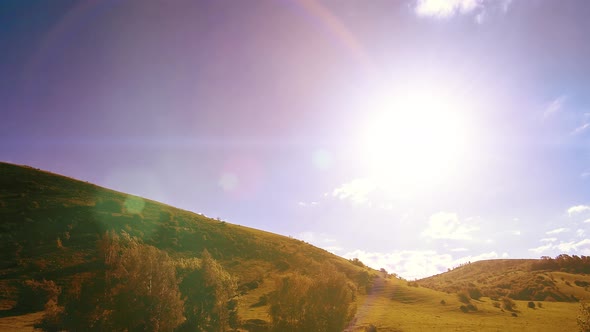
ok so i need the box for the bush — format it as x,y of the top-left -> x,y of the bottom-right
580,302 -> 590,331
457,291 -> 471,304
528,301 -> 536,309
440,299 -> 446,305
501,297 -> 517,311
16,279 -> 60,312
468,287 -> 482,300
179,249 -> 238,332
350,258 -> 365,268
268,266 -> 355,332
43,232 -> 185,331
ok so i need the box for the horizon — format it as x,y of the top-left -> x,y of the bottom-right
2,0 -> 590,279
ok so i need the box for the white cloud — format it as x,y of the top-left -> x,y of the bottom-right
578,229 -> 586,237
297,201 -> 318,207
422,212 -> 479,240
509,230 -> 521,236
344,249 -> 499,280
572,123 -> 590,135
546,227 -> 569,235
450,247 -> 469,252
568,205 -> 590,216
529,243 -> 553,254
298,231 -> 316,242
543,95 -> 567,119
331,178 -> 376,205
582,172 -> 590,180
557,239 -> 590,252
322,246 -> 343,254
414,0 -> 512,22
585,219 -> 590,223
529,238 -> 590,254
540,237 -> 557,242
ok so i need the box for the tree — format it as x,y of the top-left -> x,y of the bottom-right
578,302 -> 590,332
268,266 -> 355,332
41,231 -> 185,331
178,249 -> 238,332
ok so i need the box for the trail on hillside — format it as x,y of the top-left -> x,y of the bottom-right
344,271 -> 387,331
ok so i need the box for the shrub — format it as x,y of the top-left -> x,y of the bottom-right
440,299 -> 446,305
350,258 -> 365,268
537,302 -> 543,308
493,301 -> 501,308
179,249 -> 238,332
16,279 -> 60,312
528,301 -> 536,309
578,302 -> 590,332
468,287 -> 482,300
457,291 -> 471,304
45,232 -> 185,331
268,266 -> 355,332
501,297 -> 517,311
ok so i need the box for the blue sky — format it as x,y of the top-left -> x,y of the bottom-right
2,0 -> 590,279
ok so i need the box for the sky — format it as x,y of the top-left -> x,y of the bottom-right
1,0 -> 590,279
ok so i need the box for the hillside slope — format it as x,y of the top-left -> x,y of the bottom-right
418,259 -> 590,302
0,162 -> 370,327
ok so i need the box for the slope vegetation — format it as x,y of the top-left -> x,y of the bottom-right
0,162 -> 370,330
418,259 -> 590,302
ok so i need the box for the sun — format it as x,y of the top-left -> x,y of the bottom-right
360,90 -> 472,195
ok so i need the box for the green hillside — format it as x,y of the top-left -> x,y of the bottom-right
0,162 -> 586,331
0,162 -> 371,331
418,259 -> 590,303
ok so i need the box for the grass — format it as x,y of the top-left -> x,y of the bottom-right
0,162 -> 368,329
349,275 -> 579,331
418,259 -> 590,302
0,162 -> 585,331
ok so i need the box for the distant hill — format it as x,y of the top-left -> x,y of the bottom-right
418,259 -> 590,302
0,162 -> 371,328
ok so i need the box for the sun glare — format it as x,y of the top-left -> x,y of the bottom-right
361,90 -> 472,194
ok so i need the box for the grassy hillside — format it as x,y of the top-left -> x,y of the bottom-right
349,273 -> 579,332
417,259 -> 590,302
0,162 -> 371,330
0,162 -> 585,331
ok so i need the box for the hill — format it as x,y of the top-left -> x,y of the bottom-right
417,259 -> 590,302
0,162 -> 586,331
0,162 -> 371,330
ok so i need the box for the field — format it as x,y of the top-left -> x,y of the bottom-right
347,273 -> 579,331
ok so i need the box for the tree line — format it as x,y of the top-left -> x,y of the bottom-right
27,230 -> 357,331
532,254 -> 590,274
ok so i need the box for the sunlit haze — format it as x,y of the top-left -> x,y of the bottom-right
2,0 -> 590,279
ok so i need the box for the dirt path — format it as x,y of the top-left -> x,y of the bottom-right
344,271 -> 387,331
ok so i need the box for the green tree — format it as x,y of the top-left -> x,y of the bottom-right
178,249 -> 238,332
42,231 -> 185,331
268,266 -> 355,332
578,301 -> 590,332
